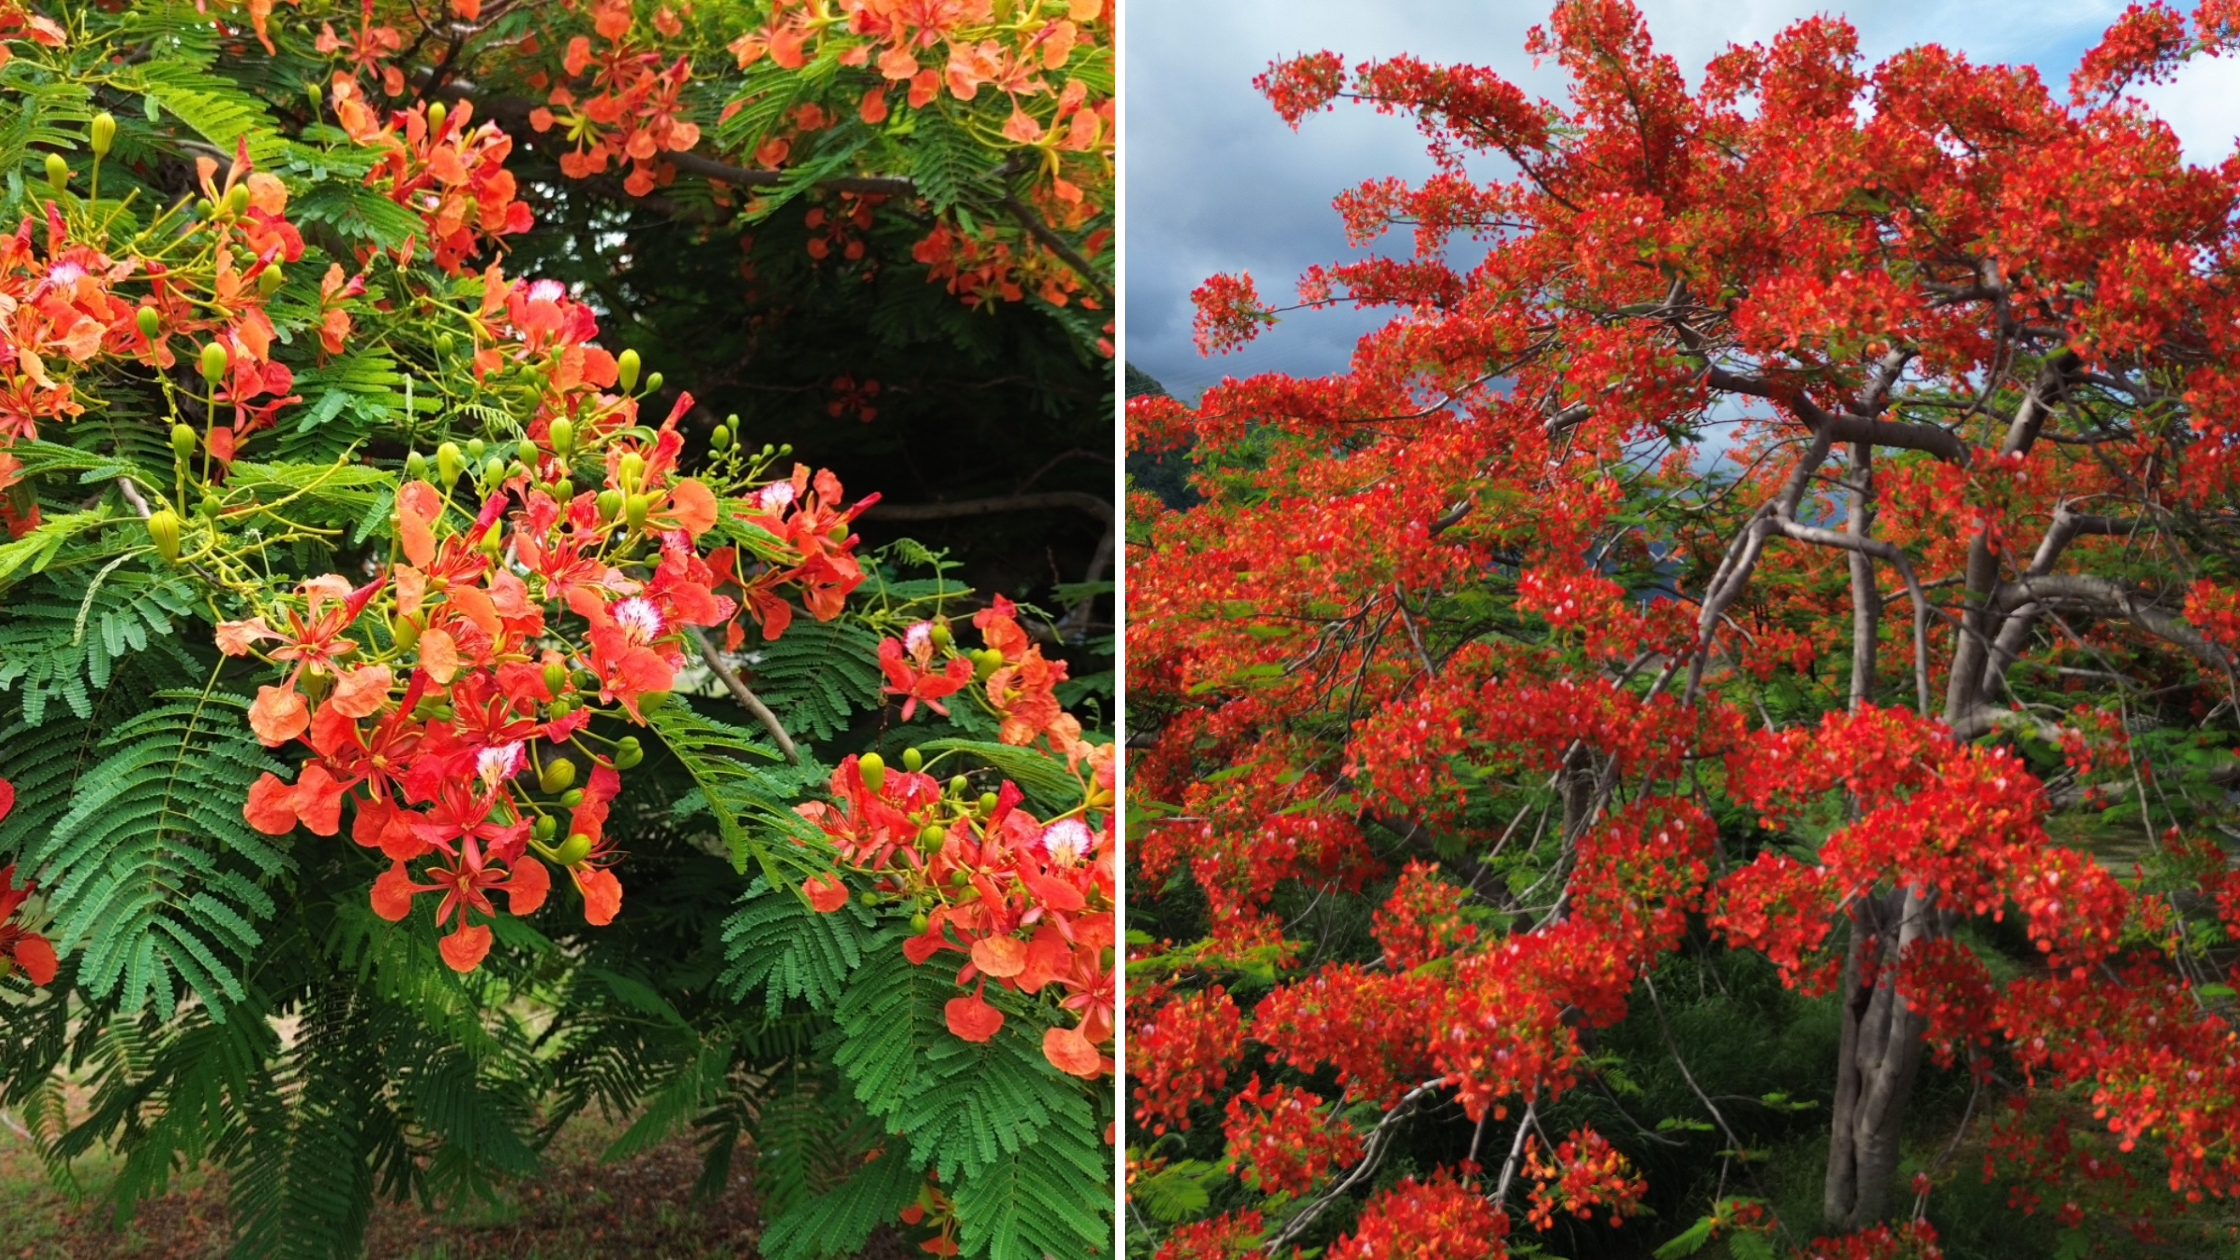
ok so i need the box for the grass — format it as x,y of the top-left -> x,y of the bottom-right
0,1103 -> 914,1259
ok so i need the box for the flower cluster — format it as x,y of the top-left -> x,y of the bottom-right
1328,1169 -> 1509,1259
1221,1075 -> 1361,1196
1523,1126 -> 1649,1230
231,414 -> 864,970
801,720 -> 1115,1077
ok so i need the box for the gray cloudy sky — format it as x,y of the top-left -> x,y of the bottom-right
1121,0 -> 2240,402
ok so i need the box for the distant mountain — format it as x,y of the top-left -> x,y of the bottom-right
1123,363 -> 1198,509
1126,361 -> 1168,399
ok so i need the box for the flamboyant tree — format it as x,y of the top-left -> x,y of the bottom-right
0,2 -> 1113,1257
1128,1 -> 2240,1255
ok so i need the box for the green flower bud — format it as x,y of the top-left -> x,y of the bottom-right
642,371 -> 663,396
554,832 -> 593,866
405,451 -> 428,480
392,617 -> 422,652
549,418 -> 574,456
616,348 -> 642,393
859,891 -> 879,907
618,451 -> 645,488
171,424 -> 197,462
136,306 -> 160,341
637,691 -> 670,714
435,331 -> 455,357
553,480 -> 575,506
427,101 -> 448,134
543,661 -> 569,696
559,789 -> 585,808
977,791 -> 999,816
483,453 -> 507,484
596,488 -> 624,522
223,183 -> 248,216
199,341 -> 229,384
577,669 -> 601,692
533,815 -> 558,842
625,492 -> 651,530
539,758 -> 577,794
90,113 -> 116,159
917,824 -> 945,853
972,648 -> 1003,681
902,747 -> 923,773
465,437 -> 486,462
614,743 -> 644,770
949,870 -> 970,888
198,494 -> 221,521
436,441 -> 462,486
909,911 -> 929,934
479,524 -> 504,557
859,752 -> 886,795
710,424 -> 732,451
145,509 -> 182,562
548,696 -> 576,719
929,622 -> 953,651
948,775 -> 970,797
43,153 -> 67,194
306,81 -> 323,109
257,265 -> 284,296
516,437 -> 538,466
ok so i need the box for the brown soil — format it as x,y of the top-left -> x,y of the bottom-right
0,1108 -> 916,1259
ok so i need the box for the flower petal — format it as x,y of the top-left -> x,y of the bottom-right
944,993 -> 1004,1042
438,922 -> 492,972
1042,1025 -> 1103,1078
506,855 -> 550,916
370,863 -> 416,921
248,685 -> 309,746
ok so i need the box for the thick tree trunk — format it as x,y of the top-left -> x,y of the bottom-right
1825,442 -> 1932,1229
1823,888 -> 1935,1228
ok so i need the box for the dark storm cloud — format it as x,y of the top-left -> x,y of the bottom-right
1119,0 -> 2226,403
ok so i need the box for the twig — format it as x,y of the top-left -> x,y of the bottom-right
1264,1077 -> 1445,1248
859,491 -> 1111,523
688,625 -> 799,764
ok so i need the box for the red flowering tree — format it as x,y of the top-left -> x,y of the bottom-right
1129,0 -> 2240,1253
0,2 -> 1111,1257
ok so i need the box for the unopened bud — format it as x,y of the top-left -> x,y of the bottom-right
90,113 -> 116,158
43,153 -> 67,194
427,101 -> 448,133
859,752 -> 886,795
436,441 -> 462,486
539,758 -> 577,794
616,348 -> 642,393
257,265 -> 284,296
171,424 -> 197,462
199,342 -> 229,384
549,418 -> 574,456
145,509 -> 182,562
554,832 -> 593,865
136,306 -> 160,340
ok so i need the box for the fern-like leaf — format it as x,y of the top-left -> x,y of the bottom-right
720,877 -> 877,1010
17,690 -> 289,1017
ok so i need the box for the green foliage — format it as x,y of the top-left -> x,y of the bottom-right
8,691 -> 287,1016
720,877 -> 878,1010
0,4 -> 1113,1257
733,617 -> 883,744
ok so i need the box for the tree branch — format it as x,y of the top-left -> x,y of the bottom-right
860,491 -> 1111,523
688,625 -> 799,765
